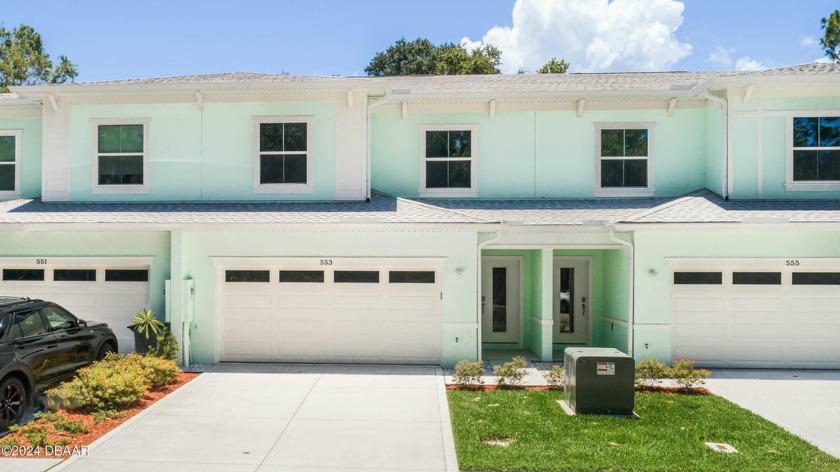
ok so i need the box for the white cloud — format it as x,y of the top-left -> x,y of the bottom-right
707,46 -> 733,67
461,0 -> 692,73
800,36 -> 820,47
734,57 -> 767,71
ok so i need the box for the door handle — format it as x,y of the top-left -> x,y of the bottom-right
47,344 -> 58,349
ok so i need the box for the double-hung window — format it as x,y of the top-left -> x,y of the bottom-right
420,125 -> 477,197
787,114 -> 840,190
93,120 -> 149,194
0,130 -> 22,200
254,117 -> 312,193
595,124 -> 655,196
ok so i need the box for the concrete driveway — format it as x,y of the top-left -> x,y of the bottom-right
705,369 -> 840,458
54,364 -> 458,472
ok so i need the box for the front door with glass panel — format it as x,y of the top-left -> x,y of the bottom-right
553,258 -> 590,344
481,257 -> 521,344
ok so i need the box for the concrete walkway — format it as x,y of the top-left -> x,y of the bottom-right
705,369 -> 840,459
53,364 -> 458,472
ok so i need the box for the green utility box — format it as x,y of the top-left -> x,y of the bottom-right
564,347 -> 635,416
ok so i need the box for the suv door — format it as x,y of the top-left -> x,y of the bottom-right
42,305 -> 96,376
6,310 -> 59,389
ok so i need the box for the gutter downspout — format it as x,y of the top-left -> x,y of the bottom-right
700,91 -> 729,199
476,230 -> 502,361
365,89 -> 391,201
608,229 -> 635,357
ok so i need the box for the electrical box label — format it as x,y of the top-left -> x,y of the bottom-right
596,362 -> 615,375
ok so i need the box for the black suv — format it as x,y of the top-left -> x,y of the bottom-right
0,297 -> 118,430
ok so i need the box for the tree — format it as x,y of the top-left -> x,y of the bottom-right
821,10 -> 840,62
538,57 -> 570,74
0,24 -> 77,92
365,37 -> 501,76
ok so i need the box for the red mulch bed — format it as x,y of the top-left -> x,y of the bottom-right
2,372 -> 199,458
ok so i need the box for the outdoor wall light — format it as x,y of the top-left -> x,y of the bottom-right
455,267 -> 465,277
648,268 -> 657,276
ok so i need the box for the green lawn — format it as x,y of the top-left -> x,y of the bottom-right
448,390 -> 840,472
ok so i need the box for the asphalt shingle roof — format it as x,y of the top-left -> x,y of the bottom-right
418,196 -> 677,225
0,192 -> 487,225
630,192 -> 840,223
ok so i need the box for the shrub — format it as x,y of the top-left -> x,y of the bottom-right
493,356 -> 528,388
0,436 -> 19,447
452,360 -> 484,386
33,411 -> 65,423
53,419 -> 89,437
635,358 -> 668,389
47,356 -> 149,412
21,425 -> 49,447
667,358 -> 711,391
101,352 -> 180,389
544,364 -> 565,388
148,328 -> 179,361
93,409 -> 124,424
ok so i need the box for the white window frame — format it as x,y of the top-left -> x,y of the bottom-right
91,118 -> 150,195
785,111 -> 840,191
0,130 -> 23,201
253,116 -> 314,194
594,122 -> 656,197
419,124 -> 478,197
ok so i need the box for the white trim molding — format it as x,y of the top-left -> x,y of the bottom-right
252,116 -> 315,195
90,118 -> 151,195
0,129 -> 23,201
593,122 -> 656,197
418,124 -> 479,198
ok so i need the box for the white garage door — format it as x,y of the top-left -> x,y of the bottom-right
0,260 -> 151,352
671,259 -> 840,368
219,259 -> 442,364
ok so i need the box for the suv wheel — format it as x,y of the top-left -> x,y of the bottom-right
97,342 -> 116,360
0,377 -> 26,431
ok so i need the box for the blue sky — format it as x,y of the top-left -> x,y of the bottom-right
2,0 -> 837,81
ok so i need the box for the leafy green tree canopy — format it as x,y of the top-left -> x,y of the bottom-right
538,57 -> 570,74
821,10 -> 840,62
0,24 -> 77,92
365,37 -> 501,76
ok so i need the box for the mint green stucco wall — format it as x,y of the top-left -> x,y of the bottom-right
175,229 -> 479,367
632,229 -> 840,362
705,104 -> 725,196
68,101 -> 336,201
729,95 -> 840,200
0,116 -> 41,198
371,108 -> 708,199
0,230 -> 170,314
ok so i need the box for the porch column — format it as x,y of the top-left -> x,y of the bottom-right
536,248 -> 554,361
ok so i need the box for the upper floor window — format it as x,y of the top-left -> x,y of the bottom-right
93,120 -> 149,194
788,115 -> 840,191
0,130 -> 22,200
595,124 -> 655,197
254,117 -> 312,194
420,125 -> 477,197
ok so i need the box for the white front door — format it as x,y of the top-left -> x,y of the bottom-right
553,258 -> 590,344
481,256 -> 522,344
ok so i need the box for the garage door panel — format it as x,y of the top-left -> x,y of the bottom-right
225,294 -> 271,309
673,297 -> 723,312
224,341 -> 271,361
220,262 -> 441,364
103,293 -> 148,308
730,297 -> 783,312
672,262 -> 840,368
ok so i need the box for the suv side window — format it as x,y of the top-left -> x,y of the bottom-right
9,311 -> 48,340
42,306 -> 77,331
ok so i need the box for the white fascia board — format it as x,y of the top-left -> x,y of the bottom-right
0,222 -> 502,232
10,80 -> 385,97
614,222 -> 840,231
703,75 -> 840,90
392,89 -> 702,103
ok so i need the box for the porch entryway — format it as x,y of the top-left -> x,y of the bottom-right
480,247 -> 631,362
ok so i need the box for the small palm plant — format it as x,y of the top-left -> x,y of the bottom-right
129,309 -> 164,340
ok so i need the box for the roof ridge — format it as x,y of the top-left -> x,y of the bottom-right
394,195 -> 497,224
623,189 -> 712,223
